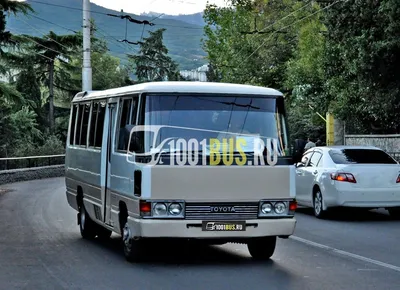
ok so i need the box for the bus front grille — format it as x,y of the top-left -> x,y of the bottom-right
185,203 -> 259,220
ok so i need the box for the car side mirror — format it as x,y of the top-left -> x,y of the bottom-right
296,162 -> 304,168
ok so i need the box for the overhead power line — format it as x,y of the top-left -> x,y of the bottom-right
21,13 -> 135,61
106,14 -> 155,26
26,0 -> 203,30
27,0 -> 154,25
233,1 -> 313,59
237,0 -> 343,67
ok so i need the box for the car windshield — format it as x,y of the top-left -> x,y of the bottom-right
140,94 -> 289,155
328,149 -> 397,164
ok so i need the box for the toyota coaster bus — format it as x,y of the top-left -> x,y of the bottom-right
65,81 -> 297,262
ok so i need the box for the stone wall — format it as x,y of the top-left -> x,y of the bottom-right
344,134 -> 400,156
0,165 -> 65,185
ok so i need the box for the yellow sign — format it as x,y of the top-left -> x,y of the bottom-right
209,138 -> 248,166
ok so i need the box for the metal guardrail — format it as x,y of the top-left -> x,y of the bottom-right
0,155 -> 65,171
0,151 -> 399,171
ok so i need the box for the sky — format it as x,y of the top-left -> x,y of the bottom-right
88,0 -> 227,16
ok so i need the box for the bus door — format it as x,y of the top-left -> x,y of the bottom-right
103,98 -> 118,226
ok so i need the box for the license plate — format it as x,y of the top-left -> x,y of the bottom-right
202,221 -> 246,231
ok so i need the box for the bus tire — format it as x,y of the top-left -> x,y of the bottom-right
79,204 -> 97,239
247,236 -> 276,261
121,221 -> 145,262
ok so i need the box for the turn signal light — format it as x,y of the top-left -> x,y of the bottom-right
331,172 -> 357,183
140,201 -> 151,216
289,200 -> 297,212
396,174 -> 400,183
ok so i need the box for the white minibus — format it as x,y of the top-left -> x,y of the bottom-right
65,81 -> 297,262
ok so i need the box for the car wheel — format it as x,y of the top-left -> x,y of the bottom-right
313,189 -> 326,219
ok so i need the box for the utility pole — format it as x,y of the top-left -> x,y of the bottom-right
82,0 -> 92,91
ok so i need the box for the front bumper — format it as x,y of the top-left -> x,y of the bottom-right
126,217 -> 297,239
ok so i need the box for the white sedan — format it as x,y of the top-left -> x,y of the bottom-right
295,145 -> 400,218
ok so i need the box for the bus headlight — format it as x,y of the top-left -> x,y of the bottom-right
274,202 -> 286,214
168,203 -> 182,215
154,203 -> 167,216
261,202 -> 272,214
145,201 -> 185,218
258,200 -> 293,217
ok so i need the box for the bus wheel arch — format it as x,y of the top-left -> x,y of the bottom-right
118,201 -> 128,235
76,186 -> 83,209
118,200 -> 145,263
76,186 -> 96,239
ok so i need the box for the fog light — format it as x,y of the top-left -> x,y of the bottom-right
154,203 -> 167,215
168,203 -> 182,215
261,202 -> 272,214
274,202 -> 286,214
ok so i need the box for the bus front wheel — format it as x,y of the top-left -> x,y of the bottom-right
122,223 -> 146,262
247,236 -> 276,260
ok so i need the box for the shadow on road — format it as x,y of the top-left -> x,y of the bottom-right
296,206 -> 399,222
77,236 -> 276,267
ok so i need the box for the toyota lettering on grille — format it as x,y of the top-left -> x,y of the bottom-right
210,206 -> 236,213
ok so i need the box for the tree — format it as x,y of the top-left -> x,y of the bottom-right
66,20 -> 133,92
0,0 -> 33,100
14,31 -> 82,134
322,0 -> 400,134
0,0 -> 40,157
129,28 -> 181,82
15,63 -> 44,129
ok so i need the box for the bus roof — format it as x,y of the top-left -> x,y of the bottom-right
72,81 -> 284,102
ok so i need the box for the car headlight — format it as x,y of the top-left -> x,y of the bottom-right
153,203 -> 167,215
274,202 -> 286,214
261,202 -> 272,214
168,203 -> 182,215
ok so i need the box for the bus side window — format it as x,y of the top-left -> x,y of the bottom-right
79,103 -> 91,147
94,101 -> 106,148
88,102 -> 99,148
69,104 -> 78,145
117,96 -> 139,151
75,104 -> 84,146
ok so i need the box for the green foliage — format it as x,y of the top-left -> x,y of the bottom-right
13,134 -> 65,157
322,0 -> 400,134
203,0 -> 306,89
202,0 -> 400,139
0,10 -> 134,157
129,28 -> 182,82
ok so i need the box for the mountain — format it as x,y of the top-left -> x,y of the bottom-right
141,11 -> 206,27
6,0 -> 208,70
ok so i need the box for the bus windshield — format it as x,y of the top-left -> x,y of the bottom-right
141,94 -> 289,155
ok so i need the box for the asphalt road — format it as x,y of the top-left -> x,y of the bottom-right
1,177 -> 400,290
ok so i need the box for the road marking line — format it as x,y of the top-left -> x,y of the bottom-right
290,235 -> 400,273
